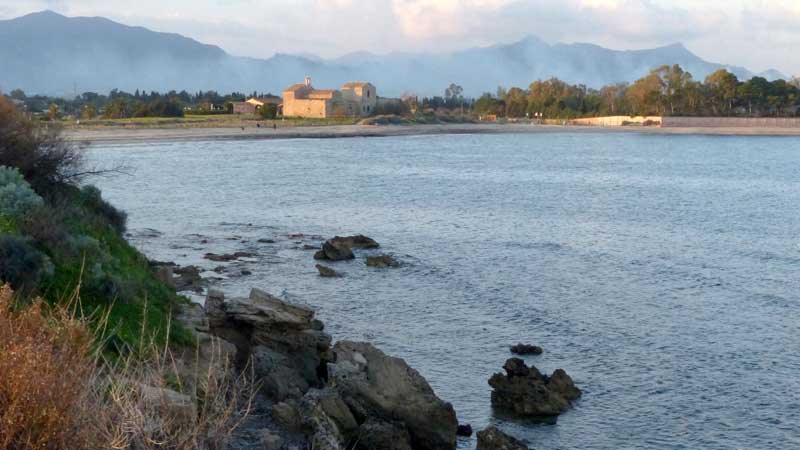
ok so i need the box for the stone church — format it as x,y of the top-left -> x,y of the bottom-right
283,77 -> 377,118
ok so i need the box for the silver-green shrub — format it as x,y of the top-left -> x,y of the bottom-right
0,166 -> 43,218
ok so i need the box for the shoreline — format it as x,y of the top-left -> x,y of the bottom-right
67,123 -> 800,145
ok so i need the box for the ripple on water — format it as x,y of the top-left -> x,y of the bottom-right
90,133 -> 800,449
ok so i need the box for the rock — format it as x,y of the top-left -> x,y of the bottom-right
510,344 -> 543,355
138,385 -> 197,430
489,358 -> 581,417
259,430 -> 284,450
456,423 -> 473,437
272,401 -> 302,432
302,244 -> 318,250
155,265 -> 175,289
313,235 -> 380,261
320,240 -> 354,261
329,235 -> 380,249
173,265 -> 204,292
204,252 -> 256,262
205,288 -> 332,401
356,419 -> 413,450
476,426 -> 531,450
316,264 -> 341,278
365,254 -> 400,268
258,239 -> 276,244
328,341 -> 458,450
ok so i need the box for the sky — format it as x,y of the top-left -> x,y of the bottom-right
1,0 -> 798,76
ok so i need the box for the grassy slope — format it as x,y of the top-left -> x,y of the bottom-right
36,188 -> 192,354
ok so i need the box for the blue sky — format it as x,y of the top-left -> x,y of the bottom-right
1,0 -> 798,75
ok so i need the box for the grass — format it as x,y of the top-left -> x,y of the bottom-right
0,284 -> 254,450
34,186 -> 193,355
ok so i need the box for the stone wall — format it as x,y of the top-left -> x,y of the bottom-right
661,117 -> 800,128
572,116 -> 800,128
284,98 -> 331,119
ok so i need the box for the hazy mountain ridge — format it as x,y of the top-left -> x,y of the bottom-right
0,10 -> 787,97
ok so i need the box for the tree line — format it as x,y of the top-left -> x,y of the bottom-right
3,89 -> 273,120
470,65 -> 800,119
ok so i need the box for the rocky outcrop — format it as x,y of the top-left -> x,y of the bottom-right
489,358 -> 581,417
476,426 -> 531,450
316,264 -> 341,278
365,254 -> 400,268
325,341 -> 458,450
313,235 -> 380,261
510,344 -> 543,355
204,288 -> 332,401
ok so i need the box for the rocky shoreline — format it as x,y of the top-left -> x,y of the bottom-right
158,234 -> 582,449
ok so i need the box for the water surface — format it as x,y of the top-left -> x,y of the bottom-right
90,132 -> 800,450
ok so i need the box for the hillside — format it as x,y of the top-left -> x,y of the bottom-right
0,10 -> 786,97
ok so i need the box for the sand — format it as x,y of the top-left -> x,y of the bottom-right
65,123 -> 800,145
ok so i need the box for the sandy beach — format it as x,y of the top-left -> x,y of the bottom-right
66,123 -> 800,145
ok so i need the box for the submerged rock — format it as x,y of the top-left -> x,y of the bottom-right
204,251 -> 255,262
510,344 -> 543,355
489,358 -> 581,417
365,254 -> 400,268
476,426 -> 531,450
315,264 -> 341,278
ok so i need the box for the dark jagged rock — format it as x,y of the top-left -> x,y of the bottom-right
321,240 -> 355,261
204,288 -> 332,401
326,341 -> 458,450
315,264 -> 341,278
476,426 -> 531,450
489,358 -> 581,417
329,235 -> 380,249
365,254 -> 400,268
313,235 -> 380,261
258,238 -> 276,244
356,419 -> 413,450
456,423 -> 473,437
510,344 -> 543,355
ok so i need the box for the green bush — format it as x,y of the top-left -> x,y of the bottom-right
80,185 -> 127,233
0,166 -> 43,217
259,103 -> 278,119
0,235 -> 50,293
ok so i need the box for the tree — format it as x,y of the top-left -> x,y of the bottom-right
444,83 -> 464,110
81,104 -> 96,120
705,69 -> 739,115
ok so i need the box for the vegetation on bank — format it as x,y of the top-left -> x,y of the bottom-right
0,95 -> 188,352
0,94 -> 254,450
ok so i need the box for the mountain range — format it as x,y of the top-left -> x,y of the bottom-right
0,10 -> 788,97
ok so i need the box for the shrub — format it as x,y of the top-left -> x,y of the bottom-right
81,185 -> 128,233
0,166 -> 43,217
0,96 -> 87,193
0,236 -> 49,293
19,204 -> 70,253
0,284 -> 98,450
259,103 -> 278,119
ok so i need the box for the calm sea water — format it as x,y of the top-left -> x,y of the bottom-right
89,132 -> 800,450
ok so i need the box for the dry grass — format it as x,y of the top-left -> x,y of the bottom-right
0,284 -> 254,450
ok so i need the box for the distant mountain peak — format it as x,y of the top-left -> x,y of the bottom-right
0,11 -> 780,97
